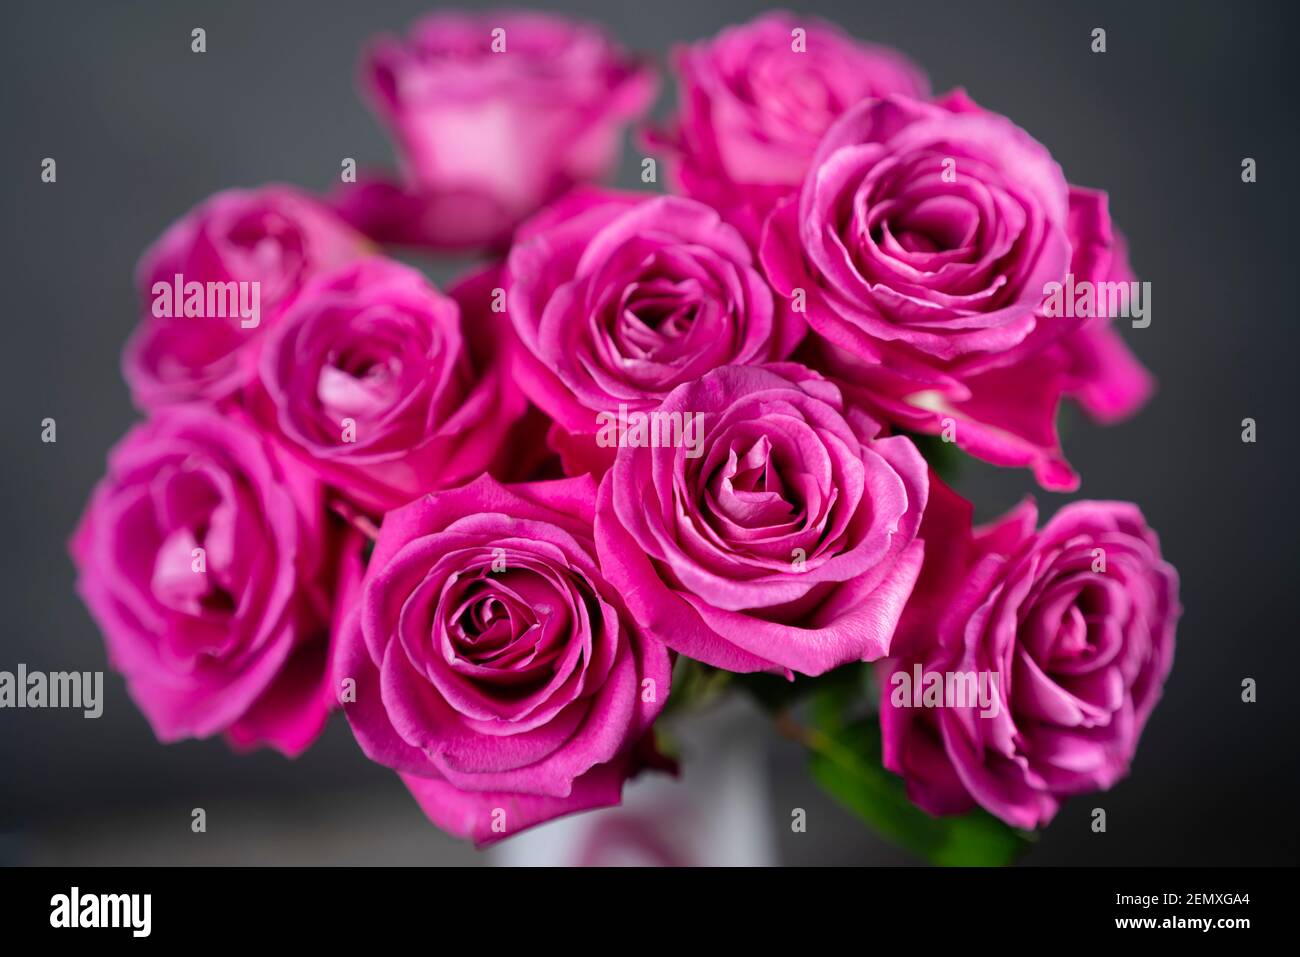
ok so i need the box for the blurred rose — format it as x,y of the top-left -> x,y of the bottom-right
652,12 -> 928,241
125,186 -> 371,411
70,406 -> 350,755
342,11 -> 655,250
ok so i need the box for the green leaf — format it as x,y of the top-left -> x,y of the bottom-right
806,717 -> 1033,866
808,664 -> 873,733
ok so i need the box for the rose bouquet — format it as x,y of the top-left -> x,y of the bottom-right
72,10 -> 1179,863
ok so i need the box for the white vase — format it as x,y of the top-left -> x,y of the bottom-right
490,696 -> 778,867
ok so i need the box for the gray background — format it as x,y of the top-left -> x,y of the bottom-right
1,0 -> 1296,865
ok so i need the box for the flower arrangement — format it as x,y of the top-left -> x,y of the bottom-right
71,9 -> 1179,863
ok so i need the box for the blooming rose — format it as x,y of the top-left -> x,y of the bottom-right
654,12 -> 928,241
762,92 -> 1151,489
342,11 -> 655,250
879,486 -> 1179,829
250,257 -> 526,514
595,363 -> 928,676
125,186 -> 371,410
333,475 -> 671,844
70,406 -> 349,755
506,190 -> 804,475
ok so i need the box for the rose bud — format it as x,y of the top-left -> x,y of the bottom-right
341,11 -> 656,250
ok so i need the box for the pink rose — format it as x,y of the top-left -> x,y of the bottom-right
762,92 -> 1151,490
70,406 -> 349,756
879,485 -> 1180,829
342,11 -> 655,250
655,12 -> 927,241
506,190 -> 804,475
125,186 -> 371,410
595,363 -> 928,676
249,258 -> 526,514
333,475 -> 671,845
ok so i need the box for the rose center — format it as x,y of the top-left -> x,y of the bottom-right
317,352 -> 403,420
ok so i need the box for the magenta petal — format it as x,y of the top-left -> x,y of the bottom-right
400,758 -> 628,847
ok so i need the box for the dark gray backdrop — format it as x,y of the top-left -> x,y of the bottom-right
1,0 -> 1296,865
